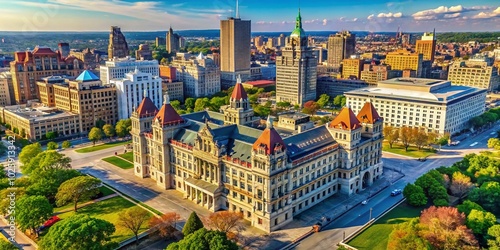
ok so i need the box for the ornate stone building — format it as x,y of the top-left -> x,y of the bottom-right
131,86 -> 383,232
108,26 -> 129,59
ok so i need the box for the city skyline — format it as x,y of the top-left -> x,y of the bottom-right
1,0 -> 500,32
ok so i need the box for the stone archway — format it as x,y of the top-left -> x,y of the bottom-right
362,172 -> 371,189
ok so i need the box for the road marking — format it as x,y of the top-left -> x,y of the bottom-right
491,132 -> 496,135
470,142 -> 478,147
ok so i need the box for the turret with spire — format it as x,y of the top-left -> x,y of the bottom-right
289,8 -> 307,47
222,75 -> 254,125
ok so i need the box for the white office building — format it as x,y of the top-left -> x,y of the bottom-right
111,69 -> 162,120
171,53 -> 221,98
345,78 -> 487,135
100,57 -> 159,85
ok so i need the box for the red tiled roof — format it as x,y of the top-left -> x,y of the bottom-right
357,102 -> 382,124
155,103 -> 183,125
136,97 -> 158,117
329,107 -> 361,130
231,82 -> 248,100
32,47 -> 56,55
252,127 -> 285,154
245,80 -> 275,87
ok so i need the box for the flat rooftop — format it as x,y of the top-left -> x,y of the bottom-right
3,105 -> 77,122
380,78 -> 445,86
280,113 -> 309,120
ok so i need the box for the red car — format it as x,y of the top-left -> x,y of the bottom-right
43,216 -> 60,227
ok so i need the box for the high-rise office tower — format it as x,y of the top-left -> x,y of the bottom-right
220,2 -> 251,87
277,34 -> 286,47
166,26 -> 181,54
254,36 -> 263,47
275,9 -> 317,106
108,26 -> 129,59
327,31 -> 356,67
415,30 -> 436,61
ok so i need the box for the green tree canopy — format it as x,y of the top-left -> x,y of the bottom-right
26,168 -> 81,199
17,195 -> 53,236
19,142 -> 42,165
194,98 -> 211,112
403,183 -> 427,207
0,240 -> 18,250
40,214 -> 117,250
115,119 -> 132,137
185,98 -> 196,110
457,200 -> 484,216
182,212 -> 204,236
22,151 -> 71,175
469,181 -> 500,216
61,140 -> 72,149
466,209 -> 496,235
55,176 -> 102,212
167,228 -> 238,250
45,131 -> 58,140
88,127 -> 103,146
488,225 -> 500,250
102,124 -> 115,138
46,141 -> 59,150
317,94 -> 330,108
170,100 -> 181,111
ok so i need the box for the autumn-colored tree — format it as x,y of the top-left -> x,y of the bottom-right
383,126 -> 400,149
399,126 -> 414,151
413,127 -> 428,151
387,218 -> 429,250
450,171 -> 473,199
488,225 -> 500,250
206,211 -> 243,233
466,209 -> 496,235
149,212 -> 180,239
117,207 -> 151,245
302,101 -> 320,115
419,206 -> 478,250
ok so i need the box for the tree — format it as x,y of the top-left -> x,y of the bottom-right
333,95 -> 344,107
206,211 -> 243,233
61,140 -> 72,149
466,209 -> 496,235
115,119 -> 132,138
95,119 -> 105,129
317,94 -> 330,108
12,127 -> 19,134
413,127 -> 428,151
399,126 -> 414,151
56,176 -> 102,212
276,101 -> 291,109
458,200 -> 484,216
383,126 -> 399,148
302,101 -> 320,115
488,225 -> 500,250
46,141 -> 59,150
469,181 -> 500,215
20,128 -> 26,138
488,138 -> 500,150
17,195 -> 53,236
117,207 -> 151,245
183,212 -> 204,236
185,98 -> 196,110
88,127 -> 103,146
19,142 -> 42,165
419,206 -> 477,250
167,228 -> 238,250
387,218 -> 429,250
437,134 -> 450,146
0,240 -> 18,250
22,151 -> 72,175
27,168 -> 81,199
403,183 -> 427,207
149,212 -> 180,239
209,96 -> 228,112
194,98 -> 210,112
170,100 -> 182,111
40,214 -> 117,250
450,171 -> 473,199
46,131 -> 58,140
102,124 -> 115,138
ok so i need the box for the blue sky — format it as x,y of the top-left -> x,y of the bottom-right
1,0 -> 500,32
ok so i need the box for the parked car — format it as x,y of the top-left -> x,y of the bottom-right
417,157 -> 427,162
38,216 -> 60,232
391,189 -> 402,196
449,141 -> 460,146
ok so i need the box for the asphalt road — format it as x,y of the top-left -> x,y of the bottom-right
292,123 -> 500,250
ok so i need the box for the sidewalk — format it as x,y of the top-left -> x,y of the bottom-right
0,217 -> 37,250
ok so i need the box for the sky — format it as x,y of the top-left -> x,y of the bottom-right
1,0 -> 500,32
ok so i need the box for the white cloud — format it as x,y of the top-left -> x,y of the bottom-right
375,12 -> 403,18
412,5 -> 490,20
472,7 -> 500,19
367,14 -> 375,20
322,19 -> 328,25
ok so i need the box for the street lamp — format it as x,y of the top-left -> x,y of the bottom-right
369,208 -> 373,220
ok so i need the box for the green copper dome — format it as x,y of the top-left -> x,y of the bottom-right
290,9 -> 306,38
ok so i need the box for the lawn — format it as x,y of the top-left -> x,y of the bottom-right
57,196 -> 153,243
119,151 -> 134,162
53,186 -> 116,213
75,140 -> 131,153
348,203 -> 422,250
102,156 -> 134,169
383,141 -> 436,158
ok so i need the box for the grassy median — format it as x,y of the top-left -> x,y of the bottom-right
382,142 -> 436,158
75,140 -> 131,153
102,156 -> 134,169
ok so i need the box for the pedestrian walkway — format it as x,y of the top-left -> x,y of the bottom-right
0,217 -> 37,250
